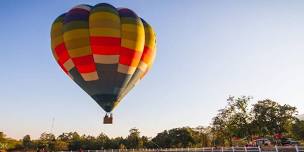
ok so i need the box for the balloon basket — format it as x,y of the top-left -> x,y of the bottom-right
103,113 -> 113,124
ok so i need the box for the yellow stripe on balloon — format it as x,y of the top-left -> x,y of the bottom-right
64,38 -> 90,50
63,29 -> 89,41
51,36 -> 64,49
144,32 -> 156,49
120,24 -> 144,52
90,28 -> 120,37
121,31 -> 142,41
90,12 -> 120,23
51,20 -> 64,61
68,46 -> 92,58
121,24 -> 144,33
121,39 -> 144,52
90,20 -> 120,29
51,22 -> 64,38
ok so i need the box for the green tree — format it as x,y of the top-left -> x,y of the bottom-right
194,126 -> 212,147
0,132 -> 7,150
108,137 -> 124,149
211,96 -> 298,146
96,133 -> 110,149
212,96 -> 254,146
227,96 -> 253,141
291,119 -> 304,140
81,135 -> 98,150
57,132 -> 73,142
141,136 -> 150,148
22,135 -> 32,150
169,127 -> 197,147
152,130 -> 171,148
68,132 -> 82,150
38,132 -> 56,151
252,99 -> 297,136
125,128 -> 143,149
54,140 -> 69,151
211,107 -> 232,146
153,127 -> 202,148
0,132 -> 5,142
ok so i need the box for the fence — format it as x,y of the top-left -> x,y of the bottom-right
59,146 -> 304,152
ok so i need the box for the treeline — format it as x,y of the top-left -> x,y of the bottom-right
1,96 -> 304,151
0,128 -> 209,151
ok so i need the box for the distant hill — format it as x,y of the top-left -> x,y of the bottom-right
297,114 -> 304,120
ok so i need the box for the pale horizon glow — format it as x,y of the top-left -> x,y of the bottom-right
1,0 -> 304,140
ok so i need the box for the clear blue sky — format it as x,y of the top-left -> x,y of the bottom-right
1,0 -> 304,139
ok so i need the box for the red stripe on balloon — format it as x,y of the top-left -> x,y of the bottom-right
72,55 -> 96,73
90,37 -> 121,55
119,47 -> 143,67
76,64 -> 96,73
91,45 -> 121,55
90,37 -> 121,46
55,43 -> 70,65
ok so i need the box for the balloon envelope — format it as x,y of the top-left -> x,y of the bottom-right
51,3 -> 156,112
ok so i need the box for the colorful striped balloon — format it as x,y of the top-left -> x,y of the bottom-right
51,3 -> 156,114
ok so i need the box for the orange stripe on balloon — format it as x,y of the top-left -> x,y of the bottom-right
141,47 -> 154,64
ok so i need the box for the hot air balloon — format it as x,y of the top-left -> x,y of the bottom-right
50,3 -> 156,124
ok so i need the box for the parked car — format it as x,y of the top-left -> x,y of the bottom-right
280,138 -> 299,146
255,138 -> 272,146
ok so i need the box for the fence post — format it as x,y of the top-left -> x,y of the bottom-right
222,147 -> 224,152
203,147 -> 205,152
244,146 -> 247,152
295,145 -> 299,152
258,146 -> 261,152
232,146 -> 235,152
212,147 -> 214,152
275,145 -> 278,152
